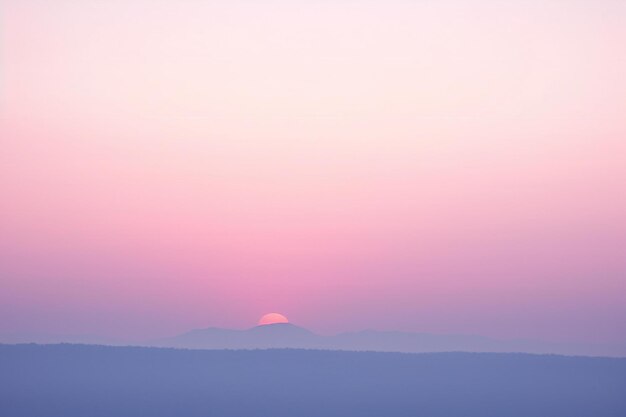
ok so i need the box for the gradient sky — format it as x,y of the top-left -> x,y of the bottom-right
1,0 -> 625,343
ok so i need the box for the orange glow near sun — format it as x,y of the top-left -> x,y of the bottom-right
258,313 -> 289,326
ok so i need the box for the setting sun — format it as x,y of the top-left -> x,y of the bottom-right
258,313 -> 289,326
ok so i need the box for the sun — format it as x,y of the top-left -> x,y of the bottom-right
258,313 -> 289,326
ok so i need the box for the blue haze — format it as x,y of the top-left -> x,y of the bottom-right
1,343 -> 625,417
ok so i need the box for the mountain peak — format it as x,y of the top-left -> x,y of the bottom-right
248,322 -> 315,336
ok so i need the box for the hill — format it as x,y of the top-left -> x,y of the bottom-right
152,323 -> 626,357
1,343 -> 625,417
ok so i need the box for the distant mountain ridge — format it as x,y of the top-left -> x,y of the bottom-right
153,323 -> 318,349
150,323 -> 626,357
3,344 -> 625,417
2,324 -> 623,357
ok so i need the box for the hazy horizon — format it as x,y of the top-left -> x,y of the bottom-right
2,317 -> 626,359
4,344 -> 625,417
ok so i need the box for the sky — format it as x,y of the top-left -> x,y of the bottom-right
1,0 -> 625,344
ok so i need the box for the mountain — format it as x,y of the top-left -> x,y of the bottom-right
152,324 -> 626,357
2,344 -> 625,417
329,329 -> 626,357
152,323 -> 320,349
5,325 -> 624,357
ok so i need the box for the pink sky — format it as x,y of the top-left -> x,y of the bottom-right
1,0 -> 625,343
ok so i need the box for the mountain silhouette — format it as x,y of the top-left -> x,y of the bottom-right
151,324 -> 626,357
153,323 -> 319,349
3,325 -> 623,357
2,344 -> 625,417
